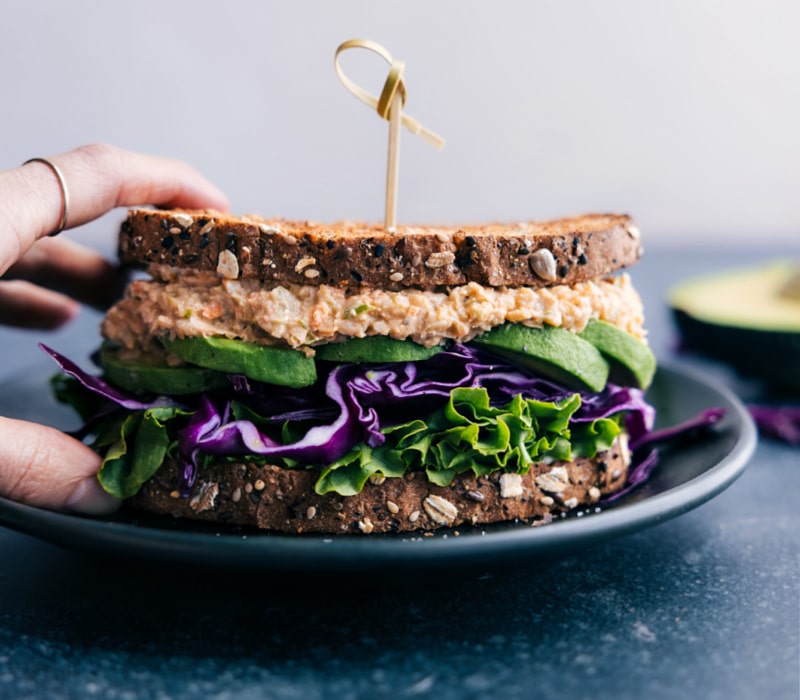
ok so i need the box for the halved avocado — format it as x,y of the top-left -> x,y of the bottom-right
669,261 -> 800,392
471,324 -> 610,392
163,336 -> 317,388
314,336 -> 441,363
579,319 -> 656,389
101,344 -> 230,395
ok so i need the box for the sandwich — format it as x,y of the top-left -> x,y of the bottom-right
48,209 -> 659,533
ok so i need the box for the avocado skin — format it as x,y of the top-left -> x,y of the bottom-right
101,344 -> 230,395
164,337 -> 317,388
472,324 -> 609,392
315,336 -> 441,363
579,319 -> 656,389
673,308 -> 800,393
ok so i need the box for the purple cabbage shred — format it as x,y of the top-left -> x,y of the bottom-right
40,344 -> 181,411
747,404 -> 800,445
602,407 -> 727,505
629,407 -> 726,452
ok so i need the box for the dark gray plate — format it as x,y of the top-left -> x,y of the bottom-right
0,364 -> 756,572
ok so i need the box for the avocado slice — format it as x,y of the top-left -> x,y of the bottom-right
579,319 -> 656,389
471,324 -> 609,392
669,262 -> 800,392
101,344 -> 230,395
163,336 -> 317,388
314,336 -> 442,363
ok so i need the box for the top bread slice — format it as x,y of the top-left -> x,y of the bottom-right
119,209 -> 642,289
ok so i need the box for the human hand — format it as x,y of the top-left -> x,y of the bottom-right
0,143 -> 229,514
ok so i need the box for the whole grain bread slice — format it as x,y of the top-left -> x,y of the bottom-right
119,209 -> 642,290
129,439 -> 630,534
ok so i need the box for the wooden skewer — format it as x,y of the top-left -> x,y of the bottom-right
334,39 -> 444,232
385,89 -> 403,232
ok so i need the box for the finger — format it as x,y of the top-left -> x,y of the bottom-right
0,417 -> 120,515
3,236 -> 127,310
112,147 -> 231,213
0,280 -> 80,329
60,143 -> 231,226
2,143 -> 230,270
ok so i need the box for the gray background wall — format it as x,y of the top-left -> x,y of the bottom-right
1,0 -> 797,252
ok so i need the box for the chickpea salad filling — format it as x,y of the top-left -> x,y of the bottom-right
102,264 -> 646,355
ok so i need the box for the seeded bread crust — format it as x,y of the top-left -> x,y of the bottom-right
119,209 -> 642,290
129,442 -> 630,534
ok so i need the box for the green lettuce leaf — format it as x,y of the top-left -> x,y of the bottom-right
315,443 -> 407,496
96,407 -> 183,499
314,387 -> 621,496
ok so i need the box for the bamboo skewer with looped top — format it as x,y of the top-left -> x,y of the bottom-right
334,39 -> 445,232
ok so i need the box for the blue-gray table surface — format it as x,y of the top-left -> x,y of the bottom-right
0,245 -> 797,700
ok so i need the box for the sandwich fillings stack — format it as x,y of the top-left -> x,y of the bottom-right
48,209 -> 660,533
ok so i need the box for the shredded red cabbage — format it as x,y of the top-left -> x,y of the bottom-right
602,407 -> 727,505
629,407 -> 726,452
747,404 -> 800,445
178,364 -> 364,489
40,344 -> 181,411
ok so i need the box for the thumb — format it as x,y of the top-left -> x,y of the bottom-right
0,417 -> 120,515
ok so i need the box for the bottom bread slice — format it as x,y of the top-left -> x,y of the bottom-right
129,436 -> 631,534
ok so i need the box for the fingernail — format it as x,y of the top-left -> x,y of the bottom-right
65,477 -> 121,515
